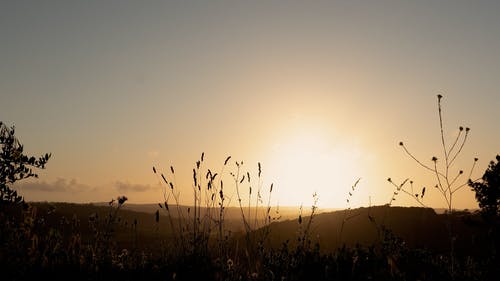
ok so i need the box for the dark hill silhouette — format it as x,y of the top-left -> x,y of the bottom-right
30,202 -> 173,251
29,202 -> 490,256
262,205 -> 489,255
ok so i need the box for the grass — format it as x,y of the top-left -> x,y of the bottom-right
1,190 -> 499,280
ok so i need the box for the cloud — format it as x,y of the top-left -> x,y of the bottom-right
114,181 -> 153,193
15,178 -> 90,193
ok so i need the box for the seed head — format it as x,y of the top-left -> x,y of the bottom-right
399,141 -> 404,146
437,94 -> 443,100
193,169 -> 197,186
117,196 -> 128,205
432,156 -> 438,162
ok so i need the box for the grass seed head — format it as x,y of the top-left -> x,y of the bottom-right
117,196 -> 128,205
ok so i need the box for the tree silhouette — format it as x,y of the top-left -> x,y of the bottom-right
0,121 -> 51,206
469,155 -> 500,219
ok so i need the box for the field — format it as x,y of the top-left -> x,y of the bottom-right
1,200 -> 498,281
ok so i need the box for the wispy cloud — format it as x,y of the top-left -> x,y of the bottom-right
114,181 -> 153,193
15,178 -> 90,193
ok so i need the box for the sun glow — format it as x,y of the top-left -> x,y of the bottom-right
266,130 -> 364,208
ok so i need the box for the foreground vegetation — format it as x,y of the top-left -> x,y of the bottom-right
2,201 -> 498,281
1,199 -> 499,280
1,95 -> 499,280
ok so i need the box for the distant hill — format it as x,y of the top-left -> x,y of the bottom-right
28,201 -> 303,248
28,202 -> 489,256
262,205 -> 488,255
92,202 -> 336,232
29,202 -> 167,251
103,202 -> 332,220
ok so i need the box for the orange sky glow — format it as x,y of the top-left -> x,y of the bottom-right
2,1 -> 499,210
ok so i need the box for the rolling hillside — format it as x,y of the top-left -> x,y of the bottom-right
28,202 -> 490,256
263,205 -> 489,255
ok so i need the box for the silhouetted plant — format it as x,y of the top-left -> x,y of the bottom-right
389,95 -> 486,278
469,155 -> 500,219
394,95 -> 479,213
154,153 -> 232,258
295,192 -> 319,252
153,153 -> 279,277
387,178 -> 427,208
339,178 -> 362,245
0,121 -> 51,206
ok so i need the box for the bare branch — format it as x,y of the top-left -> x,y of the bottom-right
437,95 -> 448,161
401,143 -> 444,177
447,127 -> 463,157
449,129 -> 469,166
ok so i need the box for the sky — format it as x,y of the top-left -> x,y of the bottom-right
1,0 -> 499,209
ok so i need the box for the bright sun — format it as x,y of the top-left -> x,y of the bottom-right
266,131 -> 363,208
